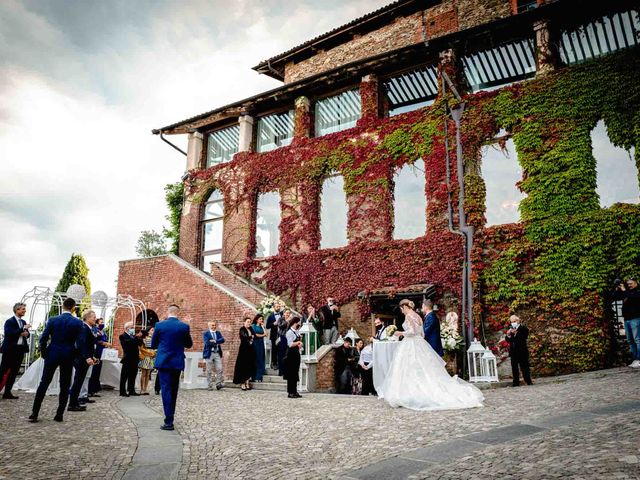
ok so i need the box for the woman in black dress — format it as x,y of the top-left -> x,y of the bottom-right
284,316 -> 303,398
233,316 -> 256,391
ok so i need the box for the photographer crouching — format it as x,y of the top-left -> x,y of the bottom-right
613,277 -> 640,368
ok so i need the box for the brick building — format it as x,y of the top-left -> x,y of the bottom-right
116,0 -> 640,383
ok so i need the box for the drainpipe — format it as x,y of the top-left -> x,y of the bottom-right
152,129 -> 187,157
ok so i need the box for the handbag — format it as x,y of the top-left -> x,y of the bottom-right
101,348 -> 119,362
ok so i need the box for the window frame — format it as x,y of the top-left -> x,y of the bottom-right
205,123 -> 240,167
200,191 -> 224,270
314,87 -> 362,137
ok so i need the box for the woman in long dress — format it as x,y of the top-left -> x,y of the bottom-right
380,299 -> 484,411
251,314 -> 267,382
233,316 -> 256,391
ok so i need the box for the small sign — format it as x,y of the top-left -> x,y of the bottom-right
101,348 -> 120,362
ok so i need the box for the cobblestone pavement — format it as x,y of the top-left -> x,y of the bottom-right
0,389 -> 136,480
141,367 -> 640,480
1,367 -> 638,480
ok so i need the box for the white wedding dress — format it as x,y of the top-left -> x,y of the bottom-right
380,310 -> 484,411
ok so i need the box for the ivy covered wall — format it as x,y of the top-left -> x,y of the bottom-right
184,47 -> 640,375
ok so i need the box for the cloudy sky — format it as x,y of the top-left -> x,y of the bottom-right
0,0 -> 391,320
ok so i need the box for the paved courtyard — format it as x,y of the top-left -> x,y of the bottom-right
0,367 -> 639,480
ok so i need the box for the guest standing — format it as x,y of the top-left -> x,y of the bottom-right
266,301 -> 284,370
29,298 -> 83,423
68,310 -> 97,411
119,321 -> 143,397
152,305 -> 193,431
138,327 -> 156,395
202,321 -> 225,390
422,299 -> 444,357
334,337 -> 355,394
233,316 -> 256,391
505,315 -> 533,387
0,302 -> 31,399
251,314 -> 267,382
612,277 -> 640,368
351,339 -> 364,395
358,341 -> 376,396
276,309 -> 291,376
303,304 -> 322,350
88,318 -> 110,397
284,317 -> 303,398
319,297 -> 340,345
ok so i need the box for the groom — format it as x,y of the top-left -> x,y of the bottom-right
422,299 -> 444,356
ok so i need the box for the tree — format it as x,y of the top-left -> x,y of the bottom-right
49,253 -> 91,317
136,230 -> 168,257
163,182 -> 184,255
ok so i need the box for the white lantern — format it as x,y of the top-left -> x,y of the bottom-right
66,284 -> 87,302
482,348 -> 499,382
91,290 -> 108,307
345,328 -> 360,346
467,338 -> 485,382
299,317 -> 318,361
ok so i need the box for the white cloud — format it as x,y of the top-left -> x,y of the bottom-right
0,0 -> 390,319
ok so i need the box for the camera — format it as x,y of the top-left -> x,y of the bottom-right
613,278 -> 624,289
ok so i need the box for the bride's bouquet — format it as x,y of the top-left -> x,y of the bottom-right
384,325 -> 398,341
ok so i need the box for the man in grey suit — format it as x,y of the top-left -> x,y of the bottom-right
0,303 -> 31,399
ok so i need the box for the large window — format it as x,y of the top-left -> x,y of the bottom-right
481,132 -> 526,226
207,125 -> 239,167
393,159 -> 427,239
315,89 -> 361,137
201,190 -> 224,271
255,191 -> 281,258
384,66 -> 438,117
592,120 -> 639,207
256,110 -> 294,153
320,175 -> 348,249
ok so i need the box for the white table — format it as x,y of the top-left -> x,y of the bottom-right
372,340 -> 401,397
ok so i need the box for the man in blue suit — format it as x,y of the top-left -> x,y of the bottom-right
0,302 -> 31,399
151,304 -> 193,431
202,321 -> 225,390
422,299 -> 444,357
29,298 -> 83,423
67,310 -> 97,411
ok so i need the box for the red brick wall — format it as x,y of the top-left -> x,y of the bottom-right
316,348 -> 336,391
115,255 -> 257,380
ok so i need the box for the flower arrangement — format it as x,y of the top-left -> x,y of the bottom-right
440,324 -> 463,352
384,325 -> 397,338
257,295 -> 286,318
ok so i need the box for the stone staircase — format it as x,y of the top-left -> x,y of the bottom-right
224,368 -> 288,392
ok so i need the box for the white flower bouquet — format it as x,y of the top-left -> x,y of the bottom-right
384,325 -> 398,341
257,295 -> 286,318
440,324 -> 463,352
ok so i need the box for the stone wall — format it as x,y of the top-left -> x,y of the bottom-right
283,0 -> 513,83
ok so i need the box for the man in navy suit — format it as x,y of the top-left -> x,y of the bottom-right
68,310 -> 97,411
151,304 -> 193,431
266,301 -> 283,369
422,299 -> 444,357
0,302 -> 31,399
29,298 -> 83,422
202,321 -> 225,390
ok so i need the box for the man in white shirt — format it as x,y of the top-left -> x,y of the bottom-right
358,342 -> 377,396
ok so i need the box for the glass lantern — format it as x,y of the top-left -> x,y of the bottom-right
467,338 -> 485,382
482,348 -> 499,382
299,318 -> 318,361
345,328 -> 360,347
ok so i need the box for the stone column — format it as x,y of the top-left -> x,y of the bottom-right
359,74 -> 380,123
293,96 -> 311,139
238,114 -> 254,152
534,19 -> 559,76
186,132 -> 203,170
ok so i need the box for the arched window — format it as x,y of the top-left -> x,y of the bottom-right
255,191 -> 281,258
320,174 -> 348,249
481,131 -> 526,226
201,190 -> 224,271
393,159 -> 427,239
592,120 -> 639,207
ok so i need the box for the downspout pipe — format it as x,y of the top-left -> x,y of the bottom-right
152,129 -> 187,157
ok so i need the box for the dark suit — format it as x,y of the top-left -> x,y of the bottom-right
505,325 -> 532,386
151,317 -> 193,426
266,311 -> 283,368
119,332 -> 142,395
0,316 -> 30,396
423,311 -> 444,357
334,345 -> 355,394
68,323 -> 96,407
31,312 -> 83,418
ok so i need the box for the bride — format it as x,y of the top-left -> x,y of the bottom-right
380,299 -> 484,411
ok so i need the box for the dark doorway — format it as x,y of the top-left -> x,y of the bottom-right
135,309 -> 159,331
359,284 -> 436,332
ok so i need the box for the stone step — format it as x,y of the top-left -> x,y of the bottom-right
225,381 -> 288,392
262,374 -> 284,384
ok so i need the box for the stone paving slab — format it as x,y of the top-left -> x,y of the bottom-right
401,438 -> 486,463
527,411 -> 599,429
586,399 -> 640,416
462,423 -> 545,444
345,455 -> 430,480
